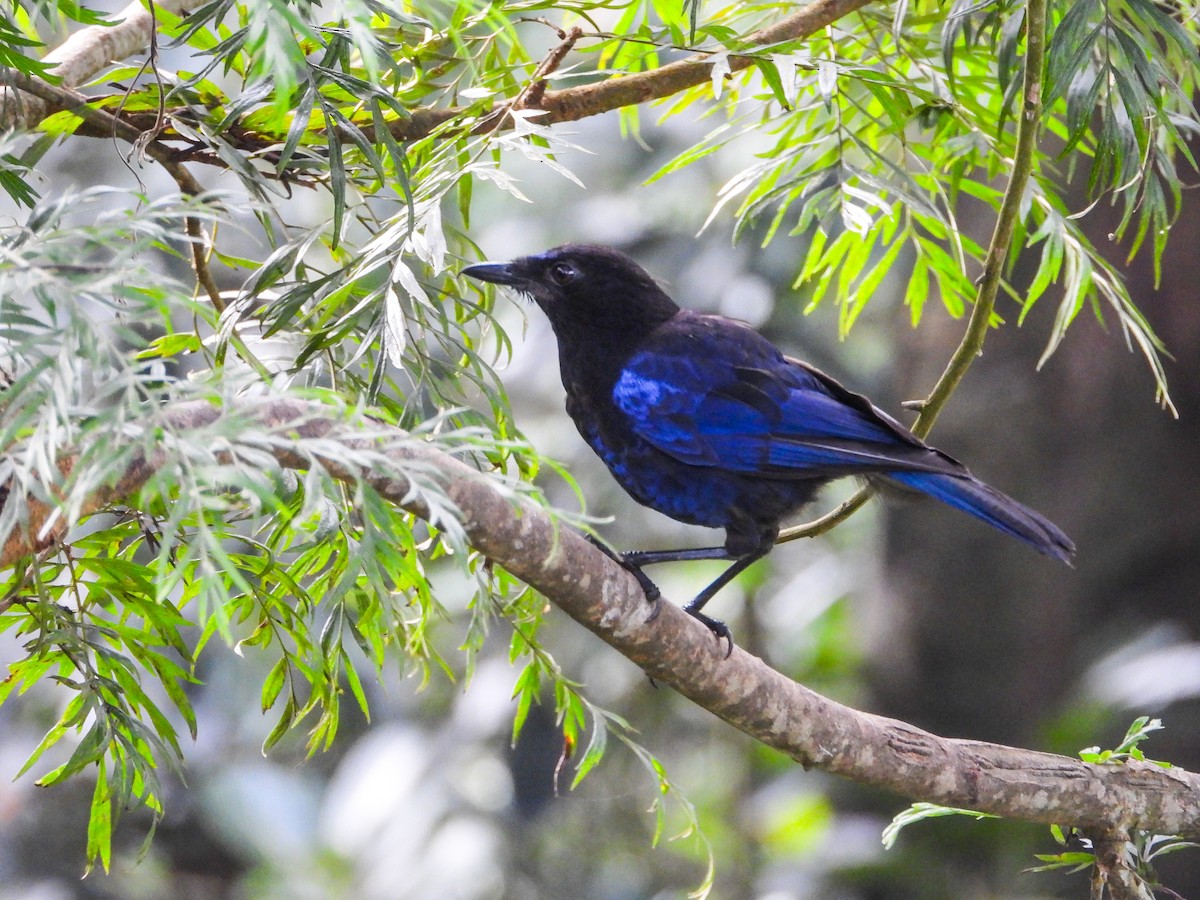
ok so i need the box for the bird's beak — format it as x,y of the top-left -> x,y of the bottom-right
461,261 -> 522,287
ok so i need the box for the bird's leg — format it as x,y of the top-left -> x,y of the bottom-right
684,551 -> 765,616
620,546 -> 734,567
682,548 -> 770,658
615,546 -> 735,622
585,536 -> 771,657
584,540 -> 737,621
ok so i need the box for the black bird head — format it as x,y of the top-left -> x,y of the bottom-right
462,245 -> 680,343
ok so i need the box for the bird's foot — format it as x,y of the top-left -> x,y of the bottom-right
584,535 -> 663,615
583,535 -> 733,655
687,609 -> 734,659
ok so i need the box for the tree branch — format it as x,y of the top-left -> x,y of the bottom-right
777,0 -> 1048,544
3,395 -> 1198,840
910,0 -> 1046,438
1085,826 -> 1142,900
470,0 -> 877,138
1,0 -> 875,141
0,0 -> 210,130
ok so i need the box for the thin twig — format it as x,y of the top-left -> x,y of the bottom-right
775,487 -> 871,545
910,0 -> 1046,438
525,26 -> 583,109
185,215 -> 224,312
777,0 -> 1047,545
0,70 -> 192,186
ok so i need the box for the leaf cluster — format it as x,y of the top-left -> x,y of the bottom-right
0,0 -> 1196,884
0,186 -> 545,868
651,0 -> 1195,409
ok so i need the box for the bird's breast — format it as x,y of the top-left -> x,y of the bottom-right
564,388 -> 739,529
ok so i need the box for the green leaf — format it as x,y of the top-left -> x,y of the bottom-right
840,224 -> 907,336
570,713 -> 608,789
85,765 -> 114,875
882,802 -> 997,849
261,656 -> 288,712
510,660 -> 541,745
341,649 -> 371,721
1025,851 -> 1096,874
904,254 -> 930,325
17,694 -> 86,780
753,58 -> 790,109
262,695 -> 298,754
35,720 -> 110,787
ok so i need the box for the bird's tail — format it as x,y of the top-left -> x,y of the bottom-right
884,471 -> 1075,564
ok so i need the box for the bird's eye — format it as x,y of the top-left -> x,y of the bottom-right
547,261 -> 578,286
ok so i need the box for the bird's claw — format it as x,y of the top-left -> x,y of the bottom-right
637,577 -> 662,605
688,610 -> 734,658
583,532 -> 613,557
584,534 -> 662,610
643,595 -> 663,624
583,533 -> 732,656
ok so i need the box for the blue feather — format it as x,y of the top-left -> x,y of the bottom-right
886,471 -> 1074,563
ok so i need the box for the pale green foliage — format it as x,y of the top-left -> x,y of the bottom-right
0,187 -> 524,868
1077,714 -> 1168,765
655,1 -> 1194,410
882,802 -> 998,850
0,0 -> 1196,882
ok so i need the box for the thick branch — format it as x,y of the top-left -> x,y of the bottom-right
0,0 -> 210,130
475,0 -> 877,137
3,395 -> 1198,839
2,0 -> 874,141
1086,826 -> 1143,900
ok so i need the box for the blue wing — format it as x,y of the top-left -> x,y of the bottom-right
614,314 -> 1075,561
612,317 -> 956,478
610,313 -> 1074,562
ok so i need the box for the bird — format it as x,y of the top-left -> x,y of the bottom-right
462,244 -> 1075,653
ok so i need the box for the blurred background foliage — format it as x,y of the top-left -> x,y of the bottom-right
0,0 -> 1198,896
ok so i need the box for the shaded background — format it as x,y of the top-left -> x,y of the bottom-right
1,43 -> 1198,900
